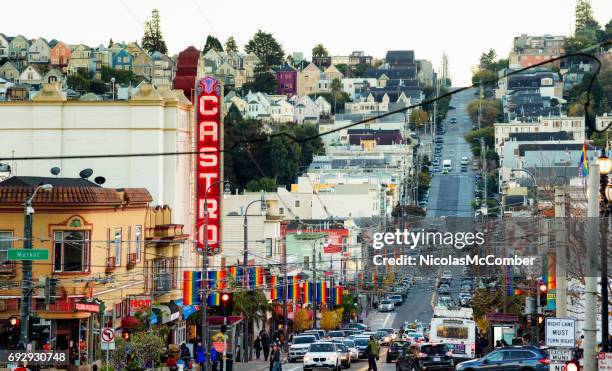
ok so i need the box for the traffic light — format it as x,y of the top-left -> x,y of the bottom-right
538,283 -> 547,307
9,316 -> 20,327
220,292 -> 233,316
565,360 -> 579,371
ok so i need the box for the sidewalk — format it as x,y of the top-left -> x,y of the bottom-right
234,352 -> 302,371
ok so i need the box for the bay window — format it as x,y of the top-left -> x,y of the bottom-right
53,230 -> 90,272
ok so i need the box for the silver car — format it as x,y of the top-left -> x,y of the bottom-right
379,299 -> 395,312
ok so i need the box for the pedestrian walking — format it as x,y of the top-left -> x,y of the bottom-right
262,332 -> 271,361
254,336 -> 262,360
366,336 -> 379,371
269,345 -> 275,371
195,342 -> 205,370
272,344 -> 281,371
180,343 -> 192,369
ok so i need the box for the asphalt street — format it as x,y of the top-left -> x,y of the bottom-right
427,88 -> 476,218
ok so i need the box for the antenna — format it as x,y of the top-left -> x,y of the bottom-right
94,176 -> 106,185
50,167 -> 60,176
79,168 -> 93,179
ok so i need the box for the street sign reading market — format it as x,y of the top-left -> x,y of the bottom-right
7,249 -> 49,261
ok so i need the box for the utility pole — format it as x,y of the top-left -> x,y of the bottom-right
282,237 -> 288,350
242,213 -> 249,363
481,138 -> 487,215
478,82 -> 483,129
554,186 -> 567,317
20,184 -> 52,346
584,164 -> 599,371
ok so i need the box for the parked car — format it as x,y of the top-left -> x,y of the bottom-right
396,343 -> 454,371
455,346 -> 551,371
288,335 -> 318,362
386,340 -> 410,363
303,342 -> 342,371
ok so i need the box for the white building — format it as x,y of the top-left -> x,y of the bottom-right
0,84 -> 195,265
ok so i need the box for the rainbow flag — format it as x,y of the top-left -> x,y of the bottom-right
333,286 -> 344,306
183,271 -> 201,305
228,266 -> 238,283
303,281 -> 313,304
288,276 -> 300,300
316,281 -> 328,304
207,270 -> 221,306
249,267 -> 265,287
579,142 -> 589,176
270,276 -> 281,300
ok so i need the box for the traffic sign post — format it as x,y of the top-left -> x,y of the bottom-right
101,327 -> 115,371
545,318 -> 576,347
8,249 -> 49,261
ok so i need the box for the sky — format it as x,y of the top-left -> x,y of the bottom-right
2,0 -> 610,86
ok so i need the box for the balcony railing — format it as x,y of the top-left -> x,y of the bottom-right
154,272 -> 172,294
105,256 -> 116,272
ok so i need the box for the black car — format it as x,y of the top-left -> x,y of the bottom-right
397,343 -> 454,371
386,340 -> 410,363
353,337 -> 370,359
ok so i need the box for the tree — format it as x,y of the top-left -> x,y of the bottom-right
575,0 -> 599,32
418,172 -> 431,191
108,38 -> 114,48
131,331 -> 164,369
244,30 -> 285,67
141,9 -> 168,54
409,109 -> 429,127
330,78 -> 342,114
312,43 -> 329,58
234,290 -> 271,359
294,308 -> 313,332
67,73 -> 90,93
246,177 -> 277,192
242,64 -> 277,94
479,49 -> 497,70
320,309 -> 341,331
203,35 -> 224,54
471,69 -> 496,87
352,63 -> 369,78
225,36 -> 238,53
467,100 -> 502,127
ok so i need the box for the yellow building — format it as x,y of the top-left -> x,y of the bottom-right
0,176 -> 186,357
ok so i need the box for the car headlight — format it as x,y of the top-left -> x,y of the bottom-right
304,356 -> 311,363
328,356 -> 337,363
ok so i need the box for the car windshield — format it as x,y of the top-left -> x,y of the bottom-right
343,340 -> 355,347
329,331 -> 344,337
391,341 -> 409,348
293,336 -> 316,344
381,300 -> 392,304
336,344 -> 348,351
354,339 -> 368,346
381,329 -> 394,334
421,344 -> 449,355
390,295 -> 401,299
309,344 -> 336,352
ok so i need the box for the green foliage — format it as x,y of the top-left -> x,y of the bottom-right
246,177 -> 277,192
479,49 -> 497,70
101,65 -> 140,85
225,36 -> 238,53
471,69 -> 497,88
233,290 -> 271,329
422,85 -> 451,124
141,9 -> 168,54
223,108 -> 324,189
312,43 -> 329,58
131,331 -> 164,368
294,308 -> 313,332
465,127 -> 495,148
352,63 -> 369,78
67,73 -> 90,93
107,337 -> 128,371
334,64 -> 348,76
244,30 -> 285,67
418,172 -> 431,191
90,79 -> 107,95
203,35 -> 224,54
242,64 -> 277,94
575,0 -> 599,32
467,99 -> 502,127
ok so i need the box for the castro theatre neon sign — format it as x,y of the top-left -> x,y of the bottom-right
196,77 -> 223,255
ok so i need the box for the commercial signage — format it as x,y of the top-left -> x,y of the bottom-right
545,318 -> 576,347
75,298 -> 104,313
195,76 -> 223,255
599,353 -> 612,371
548,349 -> 573,362
129,296 -> 151,316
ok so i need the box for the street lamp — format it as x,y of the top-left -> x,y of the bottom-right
595,150 -> 611,352
200,180 -> 231,371
110,77 -> 115,101
242,193 -> 267,362
20,183 -> 53,345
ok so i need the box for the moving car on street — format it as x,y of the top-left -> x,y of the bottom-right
455,346 -> 550,371
379,299 -> 395,312
303,342 -> 342,371
333,342 -> 352,368
386,340 -> 410,363
353,337 -> 369,359
289,335 -> 317,362
389,294 -> 404,306
396,343 -> 454,371
341,339 -> 359,362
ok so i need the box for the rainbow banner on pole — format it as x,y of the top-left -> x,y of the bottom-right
249,267 -> 265,288
270,275 -> 282,300
303,281 -> 313,304
333,286 -> 344,306
183,271 -> 201,305
287,276 -> 299,300
206,269 -> 227,306
579,142 -> 589,176
316,281 -> 328,304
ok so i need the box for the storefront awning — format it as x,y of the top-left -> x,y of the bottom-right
152,302 -> 180,324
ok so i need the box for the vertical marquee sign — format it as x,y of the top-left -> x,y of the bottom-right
196,76 -> 223,255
